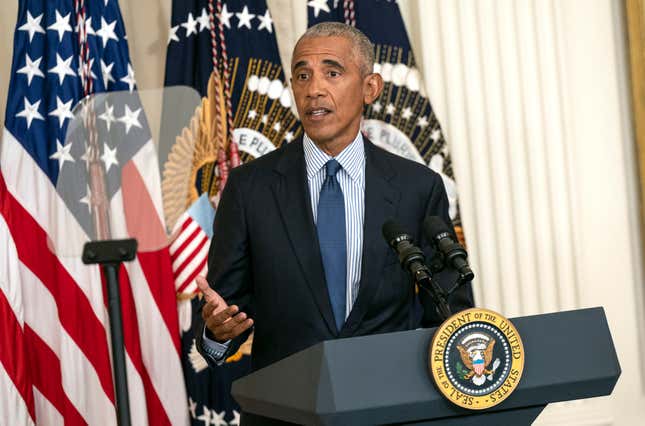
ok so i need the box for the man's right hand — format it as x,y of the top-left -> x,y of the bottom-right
196,276 -> 254,343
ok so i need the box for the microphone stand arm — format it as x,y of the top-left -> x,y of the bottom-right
411,265 -> 452,322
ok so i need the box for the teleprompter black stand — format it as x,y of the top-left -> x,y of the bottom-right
82,239 -> 137,426
232,307 -> 621,425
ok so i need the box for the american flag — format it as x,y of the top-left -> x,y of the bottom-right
0,1 -> 188,425
170,194 -> 215,295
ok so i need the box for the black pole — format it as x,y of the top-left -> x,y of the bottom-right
103,263 -> 131,426
82,239 -> 137,426
415,271 -> 451,322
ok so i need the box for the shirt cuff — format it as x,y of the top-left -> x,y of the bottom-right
201,328 -> 231,363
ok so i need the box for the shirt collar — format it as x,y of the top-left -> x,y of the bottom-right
302,132 -> 365,183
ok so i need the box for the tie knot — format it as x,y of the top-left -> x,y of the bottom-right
325,159 -> 342,177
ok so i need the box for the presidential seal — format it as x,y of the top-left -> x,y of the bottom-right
428,308 -> 524,410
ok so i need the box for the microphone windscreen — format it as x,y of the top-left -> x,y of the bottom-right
424,216 -> 451,240
382,219 -> 406,245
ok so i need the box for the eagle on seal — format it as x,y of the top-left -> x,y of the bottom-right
457,338 -> 495,382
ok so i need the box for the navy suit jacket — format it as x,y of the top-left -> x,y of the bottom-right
196,136 -> 474,373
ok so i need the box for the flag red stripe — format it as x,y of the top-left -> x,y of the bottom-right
121,162 -> 168,254
173,233 -> 209,278
114,267 -> 172,426
0,173 -> 115,403
137,250 -> 182,355
176,257 -> 208,293
179,215 -> 192,232
122,163 -> 182,355
24,326 -> 87,425
0,289 -> 35,421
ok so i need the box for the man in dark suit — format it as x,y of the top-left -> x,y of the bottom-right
196,22 -> 473,424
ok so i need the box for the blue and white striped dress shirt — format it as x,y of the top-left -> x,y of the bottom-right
303,132 -> 366,318
202,132 -> 367,360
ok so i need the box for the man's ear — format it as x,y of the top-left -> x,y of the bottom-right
363,73 -> 384,105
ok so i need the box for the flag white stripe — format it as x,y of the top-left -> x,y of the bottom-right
125,355 -> 149,426
177,257 -> 207,292
176,257 -> 207,292
170,220 -> 199,254
175,241 -> 209,285
56,255 -> 108,325
172,230 -> 208,272
123,256 -> 189,425
0,362 -> 34,426
179,261 -> 207,294
32,387 -> 62,426
132,140 -> 167,226
106,187 -> 130,240
0,215 -> 27,327
181,280 -> 199,294
171,213 -> 191,235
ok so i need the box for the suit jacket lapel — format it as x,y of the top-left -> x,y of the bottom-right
342,140 -> 400,335
271,139 -> 338,335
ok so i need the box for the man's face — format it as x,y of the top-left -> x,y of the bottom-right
291,36 -> 381,147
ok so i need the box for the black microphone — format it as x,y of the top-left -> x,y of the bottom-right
382,219 -> 451,320
423,216 -> 474,283
382,220 -> 430,280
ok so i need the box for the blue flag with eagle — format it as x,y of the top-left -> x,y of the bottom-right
162,1 -> 301,424
308,0 -> 464,241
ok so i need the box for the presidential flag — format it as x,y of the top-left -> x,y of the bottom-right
162,1 -> 301,424
308,0 -> 465,240
0,1 -> 187,424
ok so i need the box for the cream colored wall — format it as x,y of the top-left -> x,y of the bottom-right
1,1 -> 643,424
0,1 -> 19,128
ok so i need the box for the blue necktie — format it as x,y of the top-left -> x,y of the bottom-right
316,159 -> 347,331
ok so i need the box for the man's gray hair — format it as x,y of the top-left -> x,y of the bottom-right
297,22 -> 375,76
